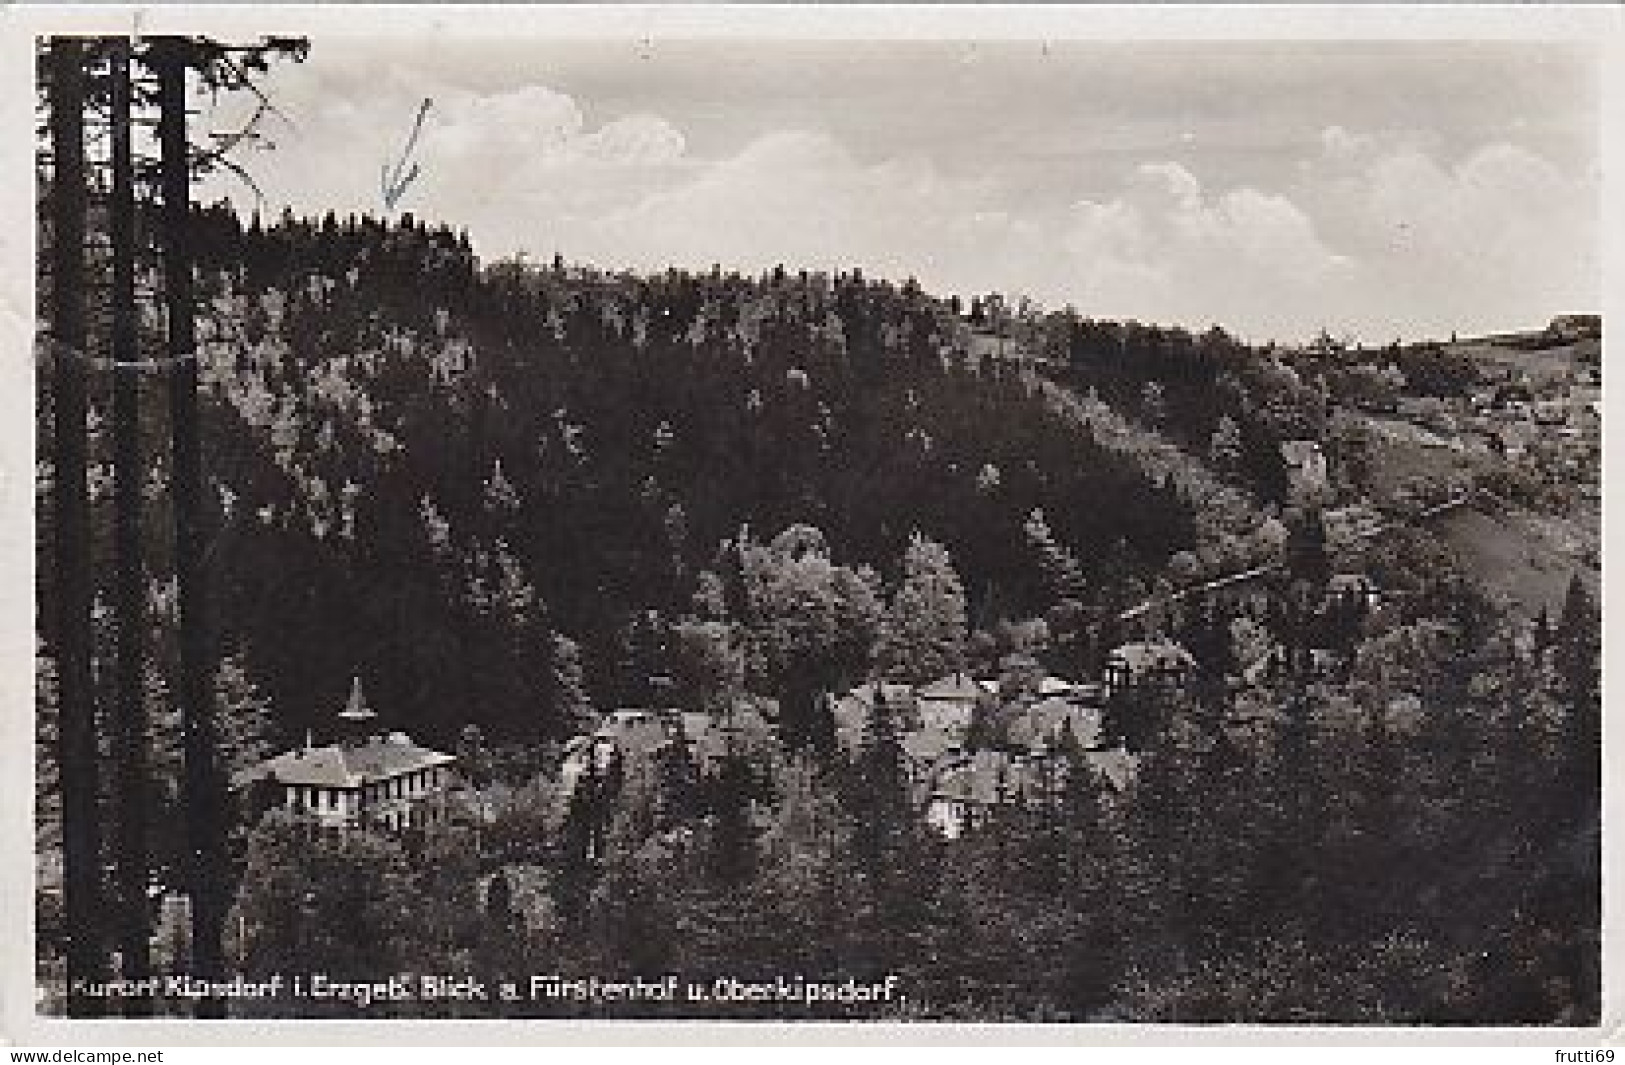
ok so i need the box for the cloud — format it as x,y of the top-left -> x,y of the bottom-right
201,70 -> 693,229
1303,132 -> 1596,339
201,58 -> 1596,344
1057,163 -> 1353,335
1319,124 -> 1374,159
1045,136 -> 1594,340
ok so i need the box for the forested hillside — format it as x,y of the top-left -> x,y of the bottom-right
35,208 -> 1599,1023
66,207 -> 1273,748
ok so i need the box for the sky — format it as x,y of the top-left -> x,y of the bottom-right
199,37 -> 1601,344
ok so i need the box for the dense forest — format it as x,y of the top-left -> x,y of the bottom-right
36,208 -> 1600,1023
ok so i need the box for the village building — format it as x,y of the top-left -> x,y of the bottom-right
900,727 -> 963,788
1488,419 -> 1536,460
921,750 -> 1048,839
830,681 -> 920,756
1546,313 -> 1602,343
1103,640 -> 1196,697
973,669 -> 1089,705
1326,572 -> 1381,611
920,744 -> 1138,840
1036,674 -> 1086,699
558,708 -> 674,793
558,704 -> 777,803
913,672 -> 984,740
234,677 -> 456,831
1490,380 -> 1535,412
1004,696 -> 1103,753
1280,439 -> 1331,506
1324,503 -> 1388,548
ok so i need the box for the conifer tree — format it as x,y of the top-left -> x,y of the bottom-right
1024,508 -> 1089,605
44,36 -> 107,1011
1552,574 -> 1600,811
1208,414 -> 1243,475
707,747 -> 757,887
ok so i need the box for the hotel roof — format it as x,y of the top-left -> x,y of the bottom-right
232,677 -> 453,790
236,733 -> 454,790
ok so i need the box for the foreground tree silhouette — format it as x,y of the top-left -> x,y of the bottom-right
38,32 -> 306,1013
43,37 -> 106,1015
107,38 -> 156,1006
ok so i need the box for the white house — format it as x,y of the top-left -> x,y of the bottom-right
234,677 -> 456,831
1280,439 -> 1331,506
914,672 -> 984,742
1103,640 -> 1196,697
922,745 -> 1138,839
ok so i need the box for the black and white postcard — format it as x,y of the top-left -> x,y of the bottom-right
6,3 -> 1615,1044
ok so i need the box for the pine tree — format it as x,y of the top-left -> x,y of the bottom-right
45,36 -> 109,1011
1140,381 -> 1167,431
107,38 -> 153,1001
556,754 -> 608,923
550,634 -> 595,739
1552,574 -> 1599,810
1284,509 -> 1332,589
1208,414 -> 1243,475
1055,724 -> 1122,1013
1024,508 -> 1088,605
477,869 -> 524,982
482,456 -> 520,524
654,719 -> 700,829
858,684 -> 908,861
707,747 -> 757,887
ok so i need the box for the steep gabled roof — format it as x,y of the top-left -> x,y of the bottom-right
1080,746 -> 1139,792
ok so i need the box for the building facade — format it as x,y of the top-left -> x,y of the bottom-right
234,677 -> 457,830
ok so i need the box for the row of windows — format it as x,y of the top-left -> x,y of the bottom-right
283,766 -> 447,815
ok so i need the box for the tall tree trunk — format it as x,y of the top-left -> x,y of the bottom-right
47,36 -> 109,1016
109,37 -> 153,1009
154,39 -> 227,1015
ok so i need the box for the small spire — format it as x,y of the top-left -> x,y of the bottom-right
338,674 -> 377,722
